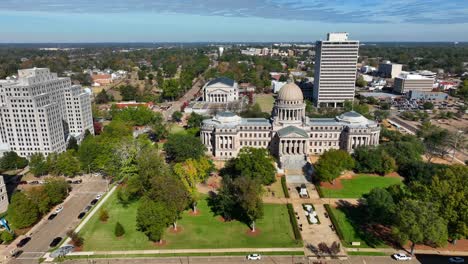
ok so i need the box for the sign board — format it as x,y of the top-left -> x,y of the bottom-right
351,242 -> 361,246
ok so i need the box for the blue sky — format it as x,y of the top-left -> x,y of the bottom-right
0,0 -> 467,42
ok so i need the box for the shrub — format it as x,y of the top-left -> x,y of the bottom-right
0,231 -> 15,244
324,204 -> 345,242
114,222 -> 125,237
286,203 -> 302,241
99,208 -> 109,222
281,177 -> 289,198
66,231 -> 84,247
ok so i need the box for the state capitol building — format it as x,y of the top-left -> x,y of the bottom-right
201,83 -> 381,169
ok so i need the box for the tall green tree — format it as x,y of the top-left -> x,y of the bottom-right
315,149 -> 354,184
29,153 -> 48,177
365,188 -> 396,224
222,147 -> 276,185
163,134 -> 206,162
7,192 -> 39,229
0,151 -> 28,171
67,136 -> 79,151
393,199 -> 448,255
44,178 -> 70,205
136,198 -> 173,242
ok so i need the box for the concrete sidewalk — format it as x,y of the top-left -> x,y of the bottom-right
67,247 -> 305,256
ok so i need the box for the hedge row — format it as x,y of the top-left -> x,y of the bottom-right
286,203 -> 302,241
315,184 -> 324,198
324,204 -> 345,242
281,176 -> 290,198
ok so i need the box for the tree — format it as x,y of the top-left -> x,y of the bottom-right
422,128 -> 451,161
353,147 -> 396,175
173,157 -> 212,213
171,111 -> 183,122
356,75 -> 368,87
115,222 -> 125,237
215,176 -> 263,231
66,231 -> 84,247
67,136 -> 79,151
136,198 -> 173,242
29,153 -> 48,177
27,187 -> 51,214
99,208 -> 109,222
373,110 -> 390,121
222,147 -> 276,185
365,188 -> 396,224
187,112 -> 204,129
315,150 -> 354,184
119,85 -> 138,101
422,102 -> 434,110
150,112 -> 169,141
95,89 -> 111,104
0,151 -> 28,171
54,150 -> 81,177
164,134 -> 206,162
279,75 -> 288,82
393,199 -> 448,255
7,192 -> 39,229
147,174 -> 189,230
44,178 -> 70,205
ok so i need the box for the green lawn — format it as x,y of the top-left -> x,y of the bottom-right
328,206 -> 387,248
80,192 -> 300,251
168,124 -> 186,135
320,175 -> 403,198
255,94 -> 275,113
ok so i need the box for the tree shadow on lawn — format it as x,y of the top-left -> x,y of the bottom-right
336,200 -> 397,248
206,191 -> 252,230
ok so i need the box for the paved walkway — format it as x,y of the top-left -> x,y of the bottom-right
67,247 -> 305,256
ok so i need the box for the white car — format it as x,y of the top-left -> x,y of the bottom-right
393,253 -> 412,261
246,254 -> 261,260
96,194 -> 103,200
449,257 -> 465,263
54,205 -> 64,214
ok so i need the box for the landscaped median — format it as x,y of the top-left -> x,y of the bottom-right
78,191 -> 302,251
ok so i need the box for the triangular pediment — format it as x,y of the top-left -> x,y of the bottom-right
277,126 -> 308,138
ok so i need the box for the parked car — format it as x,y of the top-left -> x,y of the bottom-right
18,181 -> 28,185
77,212 -> 86,219
16,237 -> 31,247
49,237 -> 62,247
72,179 -> 82,184
247,254 -> 261,260
83,205 -> 92,212
393,253 -> 412,261
29,181 -> 40,185
55,205 -> 64,214
90,199 -> 98,205
449,257 -> 465,263
48,213 -> 58,220
11,249 -> 23,258
96,193 -> 103,200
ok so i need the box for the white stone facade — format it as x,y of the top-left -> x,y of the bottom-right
0,176 -> 8,213
201,83 -> 380,169
203,77 -> 239,103
0,68 -> 94,157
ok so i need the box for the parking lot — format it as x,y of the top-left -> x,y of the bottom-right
8,175 -> 108,264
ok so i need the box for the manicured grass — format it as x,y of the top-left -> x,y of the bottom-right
168,124 -> 187,135
320,175 -> 403,198
255,94 -> 275,113
327,206 -> 386,248
80,192 -> 300,251
347,251 -> 388,256
263,179 -> 285,198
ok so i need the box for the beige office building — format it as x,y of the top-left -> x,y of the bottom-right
393,73 -> 434,94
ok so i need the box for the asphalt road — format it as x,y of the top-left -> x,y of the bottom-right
163,77 -> 204,120
9,177 -> 108,264
60,254 -> 466,264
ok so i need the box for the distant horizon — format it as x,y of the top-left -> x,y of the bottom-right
0,1 -> 467,43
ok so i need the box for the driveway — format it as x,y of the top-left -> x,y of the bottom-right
8,176 -> 108,264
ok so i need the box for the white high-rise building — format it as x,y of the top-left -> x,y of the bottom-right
0,68 -> 94,158
313,33 -> 359,108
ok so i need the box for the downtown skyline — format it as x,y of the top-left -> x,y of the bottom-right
0,0 -> 468,43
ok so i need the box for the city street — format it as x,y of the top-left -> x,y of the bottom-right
163,77 -> 205,120
8,176 -> 108,264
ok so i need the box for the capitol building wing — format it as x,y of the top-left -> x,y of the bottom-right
201,83 -> 380,169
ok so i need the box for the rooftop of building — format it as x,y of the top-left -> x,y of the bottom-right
206,77 -> 236,87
